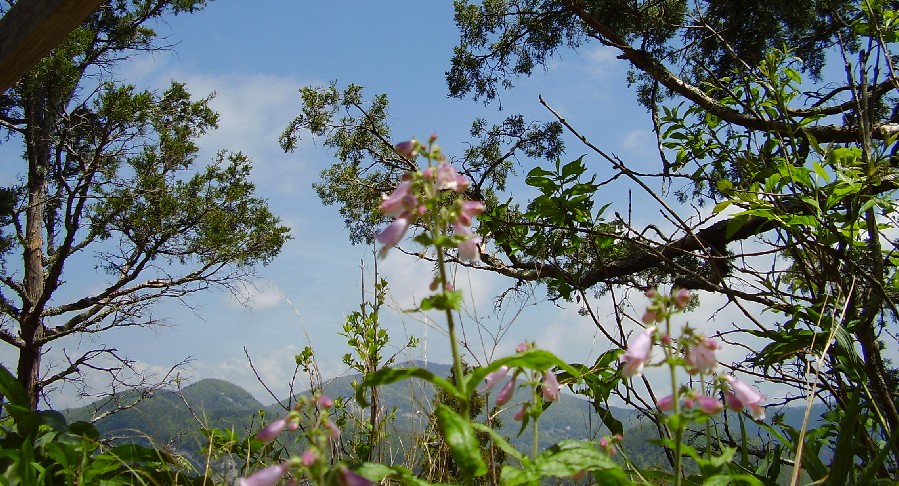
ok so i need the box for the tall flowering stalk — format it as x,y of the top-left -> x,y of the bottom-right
620,288 -> 765,485
375,136 -> 483,417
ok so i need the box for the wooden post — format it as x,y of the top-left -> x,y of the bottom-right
0,0 -> 104,92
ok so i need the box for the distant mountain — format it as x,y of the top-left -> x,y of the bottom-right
63,364 -> 829,472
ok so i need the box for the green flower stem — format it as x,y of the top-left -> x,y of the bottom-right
436,242 -> 469,419
664,312 -> 683,486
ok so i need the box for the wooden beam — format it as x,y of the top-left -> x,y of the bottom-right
0,0 -> 105,92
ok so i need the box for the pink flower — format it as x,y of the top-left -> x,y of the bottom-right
641,308 -> 659,325
316,395 -> 333,409
379,181 -> 417,217
726,375 -> 766,420
495,377 -> 516,406
337,467 -> 374,486
376,214 -> 411,256
542,371 -> 560,402
256,417 -> 290,443
482,366 -> 510,392
514,404 -> 527,421
453,221 -> 481,261
435,162 -> 470,192
240,462 -> 290,486
620,327 -> 655,378
300,449 -> 316,467
325,420 -> 341,439
685,337 -> 719,375
516,342 -> 530,353
695,395 -> 724,415
656,394 -> 675,411
674,288 -> 691,309
456,200 -> 485,226
394,140 -> 418,158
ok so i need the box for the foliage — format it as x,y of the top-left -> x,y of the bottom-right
0,0 -> 290,409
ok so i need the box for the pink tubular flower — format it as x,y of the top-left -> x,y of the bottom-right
514,404 -> 527,421
338,467 -> 374,486
240,462 -> 290,486
300,449 -> 316,467
726,375 -> 766,420
435,162 -> 470,192
674,288 -> 691,309
379,180 -> 417,217
256,417 -> 290,443
394,140 -> 418,158
376,214 -> 411,256
325,420 -> 341,439
482,366 -> 510,392
542,371 -> 560,402
316,395 -> 334,409
620,326 -> 655,378
456,200 -> 485,226
453,221 -> 481,261
656,394 -> 675,412
641,308 -> 659,325
495,377 -> 516,406
685,337 -> 719,375
516,342 -> 530,353
695,395 -> 724,415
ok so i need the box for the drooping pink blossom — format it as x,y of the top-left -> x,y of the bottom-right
674,288 -> 691,309
256,417 -> 290,443
695,395 -> 724,415
379,180 -> 417,217
337,467 -> 374,486
542,371 -> 560,402
300,449 -> 316,467
453,221 -> 481,261
240,462 -> 290,486
482,365 -> 510,392
316,395 -> 334,409
685,337 -> 719,375
456,200 -> 485,226
376,214 -> 411,256
620,326 -> 655,378
656,394 -> 675,412
495,377 -> 516,406
435,162 -> 470,193
514,404 -> 527,421
641,308 -> 659,325
726,375 -> 766,420
394,140 -> 418,158
516,342 -> 530,353
325,420 -> 341,439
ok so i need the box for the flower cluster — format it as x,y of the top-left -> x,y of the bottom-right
241,394 -> 372,486
620,288 -> 766,422
481,342 -> 561,424
375,138 -> 484,261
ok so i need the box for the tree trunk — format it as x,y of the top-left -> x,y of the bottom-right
19,89 -> 50,410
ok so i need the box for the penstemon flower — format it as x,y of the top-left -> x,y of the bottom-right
495,376 -> 517,406
239,462 -> 291,486
542,371 -> 560,402
482,365 -> 510,392
684,337 -> 720,375
620,326 -> 655,378
725,375 -> 766,420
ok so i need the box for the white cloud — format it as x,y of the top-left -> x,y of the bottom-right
226,279 -> 284,311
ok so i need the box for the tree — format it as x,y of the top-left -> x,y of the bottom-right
0,0 -> 290,409
283,0 -> 899,478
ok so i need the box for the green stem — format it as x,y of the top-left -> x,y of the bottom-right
436,241 -> 468,420
664,314 -> 683,486
532,380 -> 540,460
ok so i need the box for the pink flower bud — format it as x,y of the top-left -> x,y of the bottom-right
516,342 -> 529,353
316,395 -> 333,409
394,140 -> 417,158
685,337 -> 719,375
240,462 -> 291,486
482,365 -> 510,392
696,395 -> 724,415
300,449 -> 316,467
641,308 -> 658,325
645,288 -> 657,298
620,326 -> 655,378
674,288 -> 691,309
514,404 -> 526,421
255,417 -> 289,443
435,162 -> 470,192
337,467 -> 374,486
542,371 -> 560,402
325,420 -> 341,439
656,394 -> 675,411
495,377 -> 516,406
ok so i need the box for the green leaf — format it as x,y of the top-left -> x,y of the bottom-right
356,367 -> 463,407
418,290 -> 464,312
470,422 -> 526,462
464,349 -> 578,397
435,404 -> 487,478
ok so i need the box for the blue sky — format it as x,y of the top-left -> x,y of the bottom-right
1,1 -> 771,408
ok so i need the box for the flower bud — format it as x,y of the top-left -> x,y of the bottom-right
542,371 -> 560,402
394,140 -> 418,158
495,377 -> 516,406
